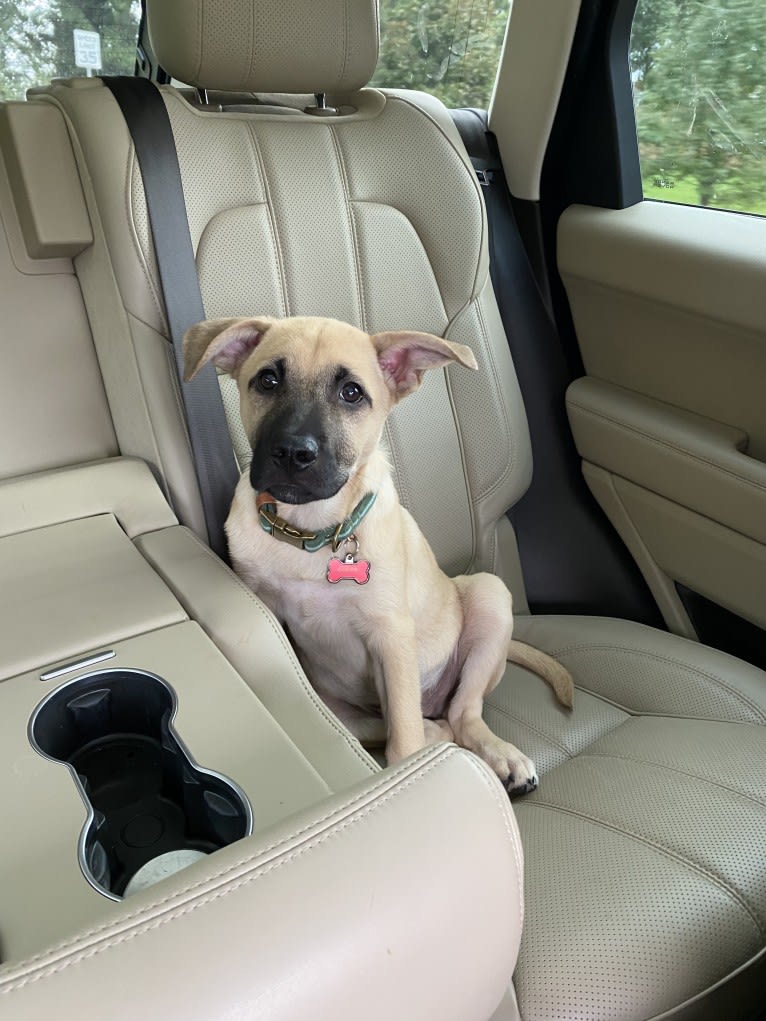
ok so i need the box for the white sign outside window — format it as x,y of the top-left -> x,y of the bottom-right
73,29 -> 102,72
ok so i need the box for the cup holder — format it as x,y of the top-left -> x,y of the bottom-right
29,669 -> 253,900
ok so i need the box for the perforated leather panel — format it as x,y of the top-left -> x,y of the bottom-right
496,614 -> 766,1020
148,0 -> 379,93
132,88 -> 533,576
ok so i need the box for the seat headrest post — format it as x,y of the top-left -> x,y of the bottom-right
147,0 -> 380,94
304,93 -> 339,117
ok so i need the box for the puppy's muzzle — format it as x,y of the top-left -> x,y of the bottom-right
271,433 -> 319,472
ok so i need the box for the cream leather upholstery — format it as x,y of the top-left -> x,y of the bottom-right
38,78 -> 530,580
0,110 -> 117,480
3,0 -> 763,1017
560,203 -> 766,641
495,615 -> 766,1019
149,0 -> 379,95
0,15 -> 523,1013
0,743 -> 524,1021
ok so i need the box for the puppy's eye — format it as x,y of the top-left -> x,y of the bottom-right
252,368 -> 280,393
340,381 -> 365,405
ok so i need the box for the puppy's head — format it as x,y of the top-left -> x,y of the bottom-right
183,316 -> 477,505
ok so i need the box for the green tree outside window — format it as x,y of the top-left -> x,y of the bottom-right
371,0 -> 511,108
632,0 -> 766,215
0,0 -> 139,100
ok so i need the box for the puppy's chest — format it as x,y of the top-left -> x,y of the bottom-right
243,543 -> 373,637
268,574 -> 367,627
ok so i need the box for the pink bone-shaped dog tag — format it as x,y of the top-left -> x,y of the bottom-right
326,555 -> 371,585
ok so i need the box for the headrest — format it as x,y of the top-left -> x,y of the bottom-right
147,0 -> 379,94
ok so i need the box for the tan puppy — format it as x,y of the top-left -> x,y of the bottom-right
184,316 -> 573,795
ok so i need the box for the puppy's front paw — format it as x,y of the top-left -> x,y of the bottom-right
484,743 -> 539,798
505,769 -> 539,798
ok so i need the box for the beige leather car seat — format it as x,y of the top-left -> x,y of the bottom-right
23,0 -> 766,1017
0,46 -> 524,1021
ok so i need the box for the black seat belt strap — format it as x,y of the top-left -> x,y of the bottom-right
103,76 -> 239,560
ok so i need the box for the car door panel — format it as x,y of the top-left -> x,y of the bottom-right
558,200 -> 766,639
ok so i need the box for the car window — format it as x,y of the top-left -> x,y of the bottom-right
0,0 -> 140,101
630,0 -> 766,215
370,0 -> 511,108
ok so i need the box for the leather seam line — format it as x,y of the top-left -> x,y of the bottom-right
472,295 -> 516,504
443,354 -> 478,573
126,149 -> 167,333
461,753 -> 524,928
523,802 -> 766,940
3,744 -> 444,974
245,122 -> 290,318
329,128 -> 366,328
484,699 -> 587,758
583,750 -> 766,808
387,93 -> 484,255
41,94 -> 167,494
382,419 -> 413,511
343,198 -> 451,334
546,643 -> 766,723
385,94 -> 478,318
644,944 -> 766,1021
246,0 -> 255,88
153,331 -> 195,473
338,0 -> 350,85
0,747 -> 476,989
567,399 -> 764,497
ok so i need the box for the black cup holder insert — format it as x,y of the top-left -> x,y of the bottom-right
29,668 -> 253,899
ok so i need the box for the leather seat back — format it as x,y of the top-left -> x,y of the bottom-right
0,102 -> 118,480
37,0 -> 533,587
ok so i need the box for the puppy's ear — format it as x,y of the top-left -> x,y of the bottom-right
371,330 -> 478,401
182,317 -> 274,382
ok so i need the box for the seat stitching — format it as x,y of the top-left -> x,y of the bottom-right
523,802 -> 765,939
472,295 -> 516,502
329,128 -> 365,327
379,97 -> 476,317
461,754 -> 524,928
643,945 -> 766,1021
442,351 -> 478,571
486,694 -> 632,757
484,700 -> 581,757
543,643 -> 766,723
6,737 -> 436,974
383,419 -> 413,510
155,333 -> 195,470
246,0 -> 255,87
338,0 -> 350,85
583,750 -> 766,808
386,93 -> 484,229
125,151 -> 166,330
338,196 -> 451,322
0,747 -> 512,991
193,1 -> 202,85
244,122 -> 290,317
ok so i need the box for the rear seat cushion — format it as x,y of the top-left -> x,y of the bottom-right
492,614 -> 766,1019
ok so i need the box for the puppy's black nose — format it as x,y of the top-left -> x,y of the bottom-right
271,434 -> 319,471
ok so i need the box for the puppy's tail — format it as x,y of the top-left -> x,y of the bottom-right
507,639 -> 574,709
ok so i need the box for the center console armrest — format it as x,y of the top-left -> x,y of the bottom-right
0,744 -> 523,1021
